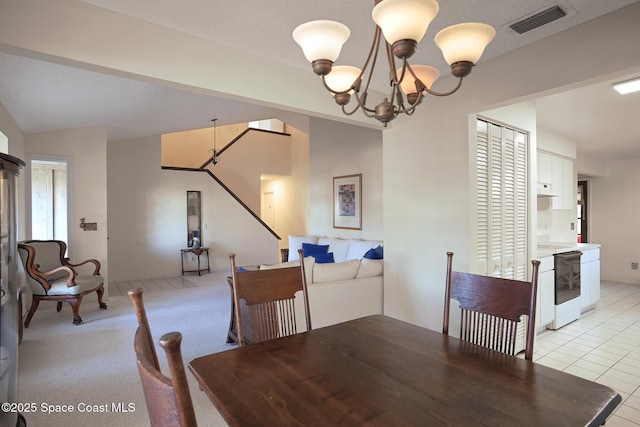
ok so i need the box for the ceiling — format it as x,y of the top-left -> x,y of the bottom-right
1,0 -> 639,161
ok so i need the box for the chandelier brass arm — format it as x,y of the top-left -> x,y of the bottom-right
424,75 -> 464,97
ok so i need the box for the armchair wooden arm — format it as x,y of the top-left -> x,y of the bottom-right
32,264 -> 78,288
63,257 -> 101,275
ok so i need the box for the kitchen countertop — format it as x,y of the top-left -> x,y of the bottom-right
537,242 -> 601,258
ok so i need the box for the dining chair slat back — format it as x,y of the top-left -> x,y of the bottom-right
229,249 -> 311,346
443,252 -> 540,361
128,288 -> 197,427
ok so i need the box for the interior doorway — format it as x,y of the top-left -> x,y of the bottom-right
577,180 -> 588,243
262,191 -> 275,229
29,158 -> 70,243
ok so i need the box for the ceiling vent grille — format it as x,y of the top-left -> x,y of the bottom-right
509,5 -> 567,34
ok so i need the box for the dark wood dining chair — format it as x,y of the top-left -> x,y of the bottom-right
443,251 -> 540,361
128,288 -> 197,427
229,249 -> 312,346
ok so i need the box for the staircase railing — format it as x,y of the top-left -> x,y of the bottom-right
161,166 -> 281,240
198,127 -> 290,169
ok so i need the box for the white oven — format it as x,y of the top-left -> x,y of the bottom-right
550,250 -> 582,329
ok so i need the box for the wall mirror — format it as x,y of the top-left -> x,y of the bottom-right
187,191 -> 202,248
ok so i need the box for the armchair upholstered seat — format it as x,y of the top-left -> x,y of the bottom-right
18,240 -> 107,327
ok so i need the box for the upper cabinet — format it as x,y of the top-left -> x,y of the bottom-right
537,151 -> 558,196
537,150 -> 574,210
551,156 -> 574,210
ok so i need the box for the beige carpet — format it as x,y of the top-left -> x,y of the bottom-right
18,271 -> 235,427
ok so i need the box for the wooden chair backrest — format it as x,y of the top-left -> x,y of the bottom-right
443,252 -> 540,361
229,249 -> 312,346
129,288 -> 197,427
129,288 -> 160,369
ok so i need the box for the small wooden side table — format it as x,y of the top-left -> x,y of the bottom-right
181,247 -> 210,276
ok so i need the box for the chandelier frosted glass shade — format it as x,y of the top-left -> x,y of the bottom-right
398,65 -> 440,96
435,22 -> 496,66
325,66 -> 361,93
372,0 -> 439,47
293,20 -> 350,75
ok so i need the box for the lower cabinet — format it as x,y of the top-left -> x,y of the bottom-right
537,256 -> 555,328
581,248 -> 601,311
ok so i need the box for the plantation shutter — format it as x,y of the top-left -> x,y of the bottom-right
473,118 -> 528,280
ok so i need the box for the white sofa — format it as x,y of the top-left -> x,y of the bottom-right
265,235 -> 384,329
286,235 -> 383,264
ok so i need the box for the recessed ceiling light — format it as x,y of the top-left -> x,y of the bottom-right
613,78 -> 640,95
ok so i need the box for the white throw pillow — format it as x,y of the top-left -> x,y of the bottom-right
346,239 -> 376,260
313,259 -> 360,283
356,258 -> 384,278
288,235 -> 319,261
317,237 -> 350,263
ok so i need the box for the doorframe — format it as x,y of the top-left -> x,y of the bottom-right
25,154 -> 74,254
577,180 -> 588,243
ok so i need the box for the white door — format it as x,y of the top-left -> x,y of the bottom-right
262,191 -> 275,229
29,158 -> 70,243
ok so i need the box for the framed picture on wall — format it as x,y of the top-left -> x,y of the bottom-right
333,174 -> 362,230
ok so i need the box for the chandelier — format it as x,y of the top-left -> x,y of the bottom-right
292,0 -> 495,126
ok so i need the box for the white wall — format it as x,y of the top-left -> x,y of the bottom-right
259,123 -> 311,251
308,118 -> 383,241
282,123 -> 311,242
383,3 -> 640,331
591,159 -> 640,284
107,136 -> 281,282
25,127 -> 109,285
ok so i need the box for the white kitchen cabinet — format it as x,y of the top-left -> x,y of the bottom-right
580,248 -> 601,311
537,256 -> 555,328
537,151 -> 553,186
551,156 -> 574,210
591,253 -> 601,303
580,254 -> 590,309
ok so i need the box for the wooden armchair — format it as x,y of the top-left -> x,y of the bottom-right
443,251 -> 540,361
229,249 -> 312,346
129,288 -> 197,427
17,239 -> 107,327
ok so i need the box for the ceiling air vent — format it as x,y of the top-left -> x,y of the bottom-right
509,5 -> 567,34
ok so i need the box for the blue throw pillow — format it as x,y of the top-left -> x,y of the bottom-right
314,252 -> 335,264
364,245 -> 384,260
237,266 -> 249,272
302,243 -> 330,257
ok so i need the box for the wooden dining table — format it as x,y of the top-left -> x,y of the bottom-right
189,315 -> 621,426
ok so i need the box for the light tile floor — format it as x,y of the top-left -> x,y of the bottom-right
533,281 -> 640,426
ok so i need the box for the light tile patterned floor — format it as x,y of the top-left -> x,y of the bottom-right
533,281 -> 640,426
